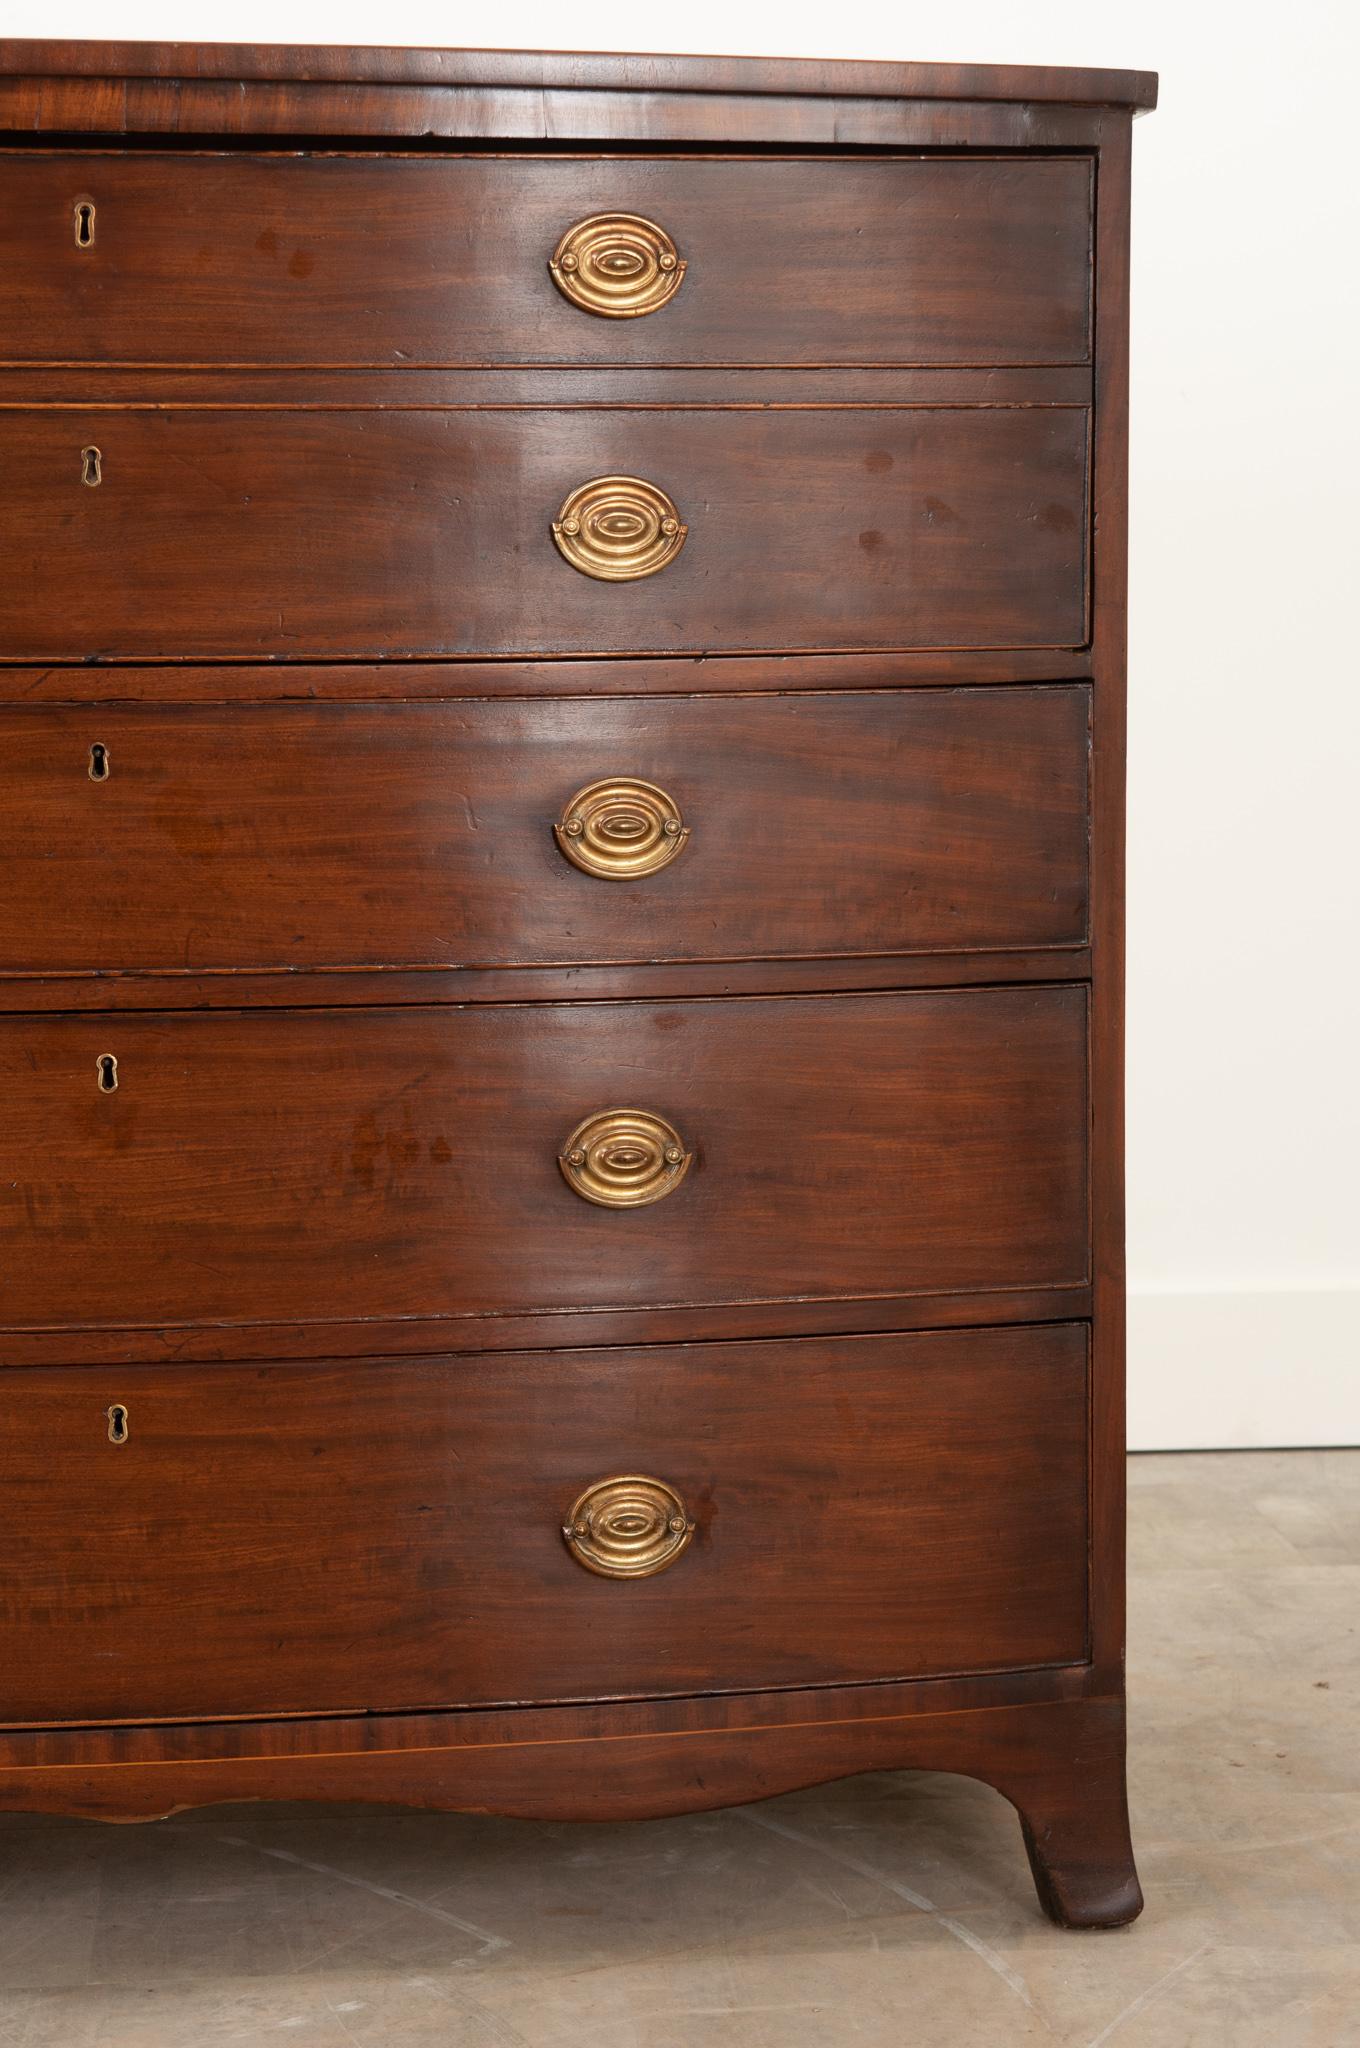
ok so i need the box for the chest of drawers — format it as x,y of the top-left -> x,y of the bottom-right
0,39 -> 1155,1929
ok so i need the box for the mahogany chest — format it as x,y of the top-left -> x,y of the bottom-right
0,39 -> 1155,1928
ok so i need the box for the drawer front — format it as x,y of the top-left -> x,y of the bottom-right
0,689 -> 1091,973
0,407 -> 1089,658
0,989 -> 1088,1331
0,154 -> 1092,368
0,1326 -> 1089,1723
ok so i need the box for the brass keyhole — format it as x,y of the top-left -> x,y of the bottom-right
80,445 -> 102,488
74,199 -> 96,249
97,1052 -> 119,1092
106,1403 -> 129,1444
88,741 -> 110,781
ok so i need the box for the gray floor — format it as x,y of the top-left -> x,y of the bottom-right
1,1450 -> 1356,2046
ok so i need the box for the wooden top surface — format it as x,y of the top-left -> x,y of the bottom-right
0,40 -> 1158,109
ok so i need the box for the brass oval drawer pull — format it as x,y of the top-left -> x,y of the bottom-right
559,1108 -> 691,1209
562,1475 -> 696,1578
549,213 -> 686,318
552,476 -> 687,582
555,777 -> 688,879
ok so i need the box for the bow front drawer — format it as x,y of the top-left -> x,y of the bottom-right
0,989 -> 1088,1333
0,407 -> 1089,658
0,1325 -> 1089,1724
0,152 -> 1092,368
0,688 -> 1090,973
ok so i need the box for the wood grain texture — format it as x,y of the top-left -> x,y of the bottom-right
0,47 -> 1153,156
0,364 -> 1094,407
0,988 -> 1088,1332
0,90 -> 1150,153
0,688 -> 1090,974
0,1324 -> 1088,1724
0,153 -> 1092,370
0,955 -> 1092,1018
0,1666 -> 1090,1764
0,41 -> 1149,1930
0,650 -> 1094,702
0,1688 -> 1141,1928
1087,116 -> 1133,1688
0,1285 -> 1094,1370
0,404 -> 1089,660
0,42 -> 1158,110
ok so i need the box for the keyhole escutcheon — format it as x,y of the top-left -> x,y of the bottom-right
74,199 -> 96,249
97,1052 -> 119,1092
80,445 -> 102,488
106,1403 -> 129,1444
88,741 -> 110,781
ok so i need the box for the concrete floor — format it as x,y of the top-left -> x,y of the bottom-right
0,1449 -> 1356,2046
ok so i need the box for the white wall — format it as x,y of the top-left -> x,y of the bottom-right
10,0 -> 1358,1447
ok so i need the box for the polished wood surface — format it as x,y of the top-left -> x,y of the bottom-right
0,1324 -> 1088,1724
0,1689 -> 1140,1928
0,366 -> 1094,410
0,41 -> 1150,1930
0,405 -> 1089,659
0,46 -> 1154,152
0,688 -> 1090,973
0,647 -> 1094,701
1087,117 -> 1134,1696
0,1283 -> 1094,1370
0,153 -> 1092,369
0,957 -> 1091,1025
0,41 -> 1158,109
0,988 -> 1088,1331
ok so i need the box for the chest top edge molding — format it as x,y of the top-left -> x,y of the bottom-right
0,41 -> 1158,110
